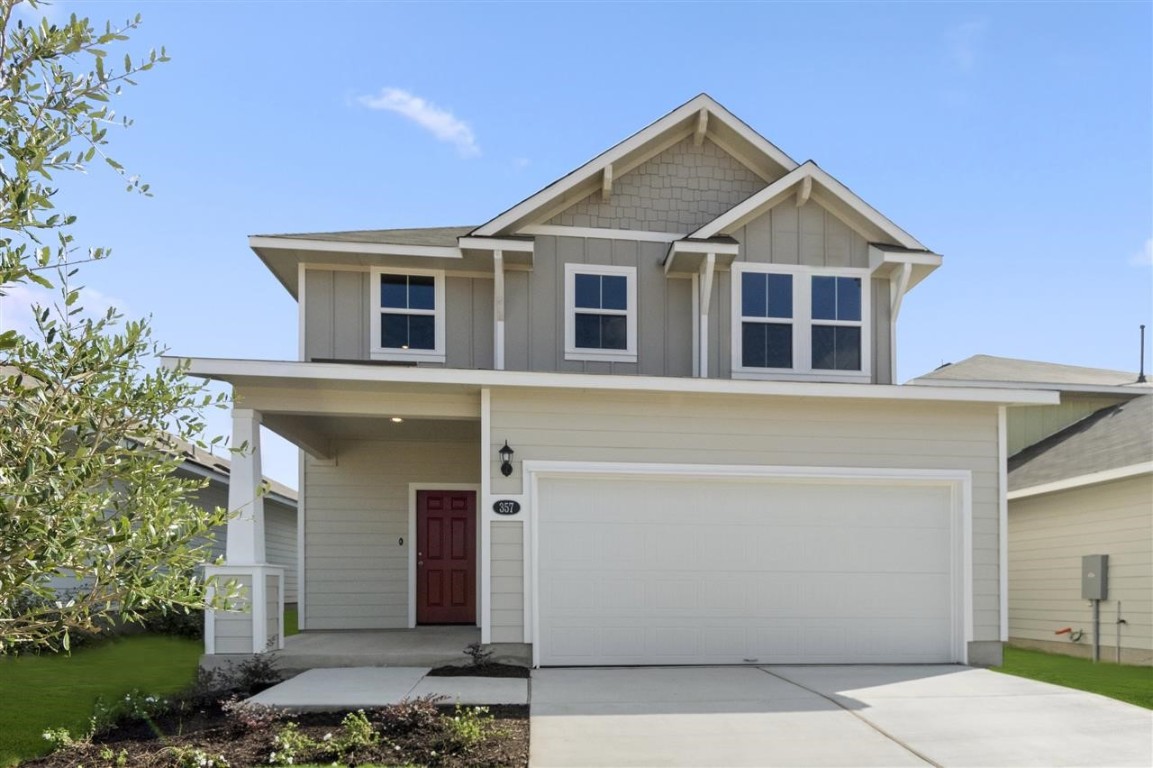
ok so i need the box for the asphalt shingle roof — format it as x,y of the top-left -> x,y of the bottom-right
1008,394 -> 1153,491
256,226 -> 477,248
916,354 -> 1144,388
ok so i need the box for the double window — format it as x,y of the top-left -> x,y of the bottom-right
732,264 -> 868,378
371,268 -> 445,362
564,264 -> 637,362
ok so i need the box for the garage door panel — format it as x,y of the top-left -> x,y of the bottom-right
538,476 -> 958,665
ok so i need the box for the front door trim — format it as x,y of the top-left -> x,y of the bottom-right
408,483 -> 481,628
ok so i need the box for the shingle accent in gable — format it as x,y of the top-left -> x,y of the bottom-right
545,137 -> 767,234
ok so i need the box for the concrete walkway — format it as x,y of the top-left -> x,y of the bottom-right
247,666 -> 528,710
530,665 -> 1153,767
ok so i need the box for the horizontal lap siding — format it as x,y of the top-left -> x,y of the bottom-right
491,522 -> 524,643
1009,475 -> 1152,659
265,504 -> 298,603
491,390 -> 1001,643
214,575 -> 253,654
304,438 -> 479,630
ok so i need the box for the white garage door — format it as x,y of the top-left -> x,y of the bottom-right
537,475 -> 958,666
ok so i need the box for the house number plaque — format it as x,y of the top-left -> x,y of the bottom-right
492,500 -> 521,516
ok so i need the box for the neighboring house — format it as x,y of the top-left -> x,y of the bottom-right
913,355 -> 1152,665
170,94 -> 1056,667
45,439 -> 299,608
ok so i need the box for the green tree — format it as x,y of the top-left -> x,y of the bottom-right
0,0 -> 235,652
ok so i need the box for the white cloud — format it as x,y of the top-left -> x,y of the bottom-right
0,283 -> 129,337
358,88 -> 480,157
512,157 -> 530,170
946,20 -> 986,72
1130,237 -> 1153,267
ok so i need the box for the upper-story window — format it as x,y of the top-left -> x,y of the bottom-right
564,264 -> 637,362
731,264 -> 869,380
370,268 -> 445,363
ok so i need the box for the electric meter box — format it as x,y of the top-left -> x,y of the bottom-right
1081,554 -> 1108,600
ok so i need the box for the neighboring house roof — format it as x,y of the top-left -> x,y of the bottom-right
252,226 -> 475,249
910,354 -> 1150,394
1008,394 -> 1153,492
170,436 -> 297,507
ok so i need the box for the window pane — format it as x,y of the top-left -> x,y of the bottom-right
742,322 -> 791,368
600,275 -> 627,310
812,276 -> 836,320
380,274 -> 408,309
381,314 -> 408,348
837,277 -> 861,321
574,313 -> 600,348
574,274 -> 601,309
836,326 -> 861,370
813,325 -> 861,370
600,315 -> 628,350
408,275 -> 435,310
767,274 -> 792,318
408,315 -> 435,349
812,325 -> 835,370
742,273 -> 767,317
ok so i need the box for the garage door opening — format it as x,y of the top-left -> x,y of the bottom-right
530,468 -> 968,667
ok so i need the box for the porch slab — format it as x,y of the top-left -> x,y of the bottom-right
270,627 -> 482,674
246,666 -> 528,710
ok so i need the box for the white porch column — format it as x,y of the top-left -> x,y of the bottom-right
204,407 -> 284,656
226,408 -> 265,564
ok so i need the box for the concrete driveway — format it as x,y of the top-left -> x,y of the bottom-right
530,665 -> 1153,767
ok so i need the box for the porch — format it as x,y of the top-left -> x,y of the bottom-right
273,627 -> 482,675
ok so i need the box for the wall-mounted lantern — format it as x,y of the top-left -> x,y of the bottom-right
499,441 -> 515,477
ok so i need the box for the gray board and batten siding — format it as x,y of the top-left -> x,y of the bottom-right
302,213 -> 894,383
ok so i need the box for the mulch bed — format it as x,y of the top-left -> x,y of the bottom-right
23,702 -> 529,768
426,663 -> 531,679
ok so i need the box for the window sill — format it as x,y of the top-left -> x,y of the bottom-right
730,370 -> 872,384
564,350 -> 638,364
370,350 -> 446,364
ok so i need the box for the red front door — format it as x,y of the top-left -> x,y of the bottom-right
416,490 -> 476,625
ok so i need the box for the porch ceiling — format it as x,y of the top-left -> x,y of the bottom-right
263,413 -> 479,445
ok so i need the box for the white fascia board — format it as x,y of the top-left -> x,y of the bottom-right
474,94 -> 798,237
163,356 -> 1062,406
669,239 -> 741,256
869,246 -> 942,293
248,236 -> 462,260
691,163 -> 927,251
1008,462 -> 1153,500
908,378 -> 1151,397
457,237 -> 534,253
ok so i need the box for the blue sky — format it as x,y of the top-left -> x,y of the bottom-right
4,0 -> 1151,487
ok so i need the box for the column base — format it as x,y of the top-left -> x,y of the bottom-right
204,564 -> 285,655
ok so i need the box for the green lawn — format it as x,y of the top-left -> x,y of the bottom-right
995,645 -> 1153,709
0,635 -> 202,767
285,606 -> 299,636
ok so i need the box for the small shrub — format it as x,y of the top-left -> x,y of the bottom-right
269,721 -> 318,766
231,654 -> 282,694
221,696 -> 286,732
41,727 -> 75,752
335,709 -> 380,756
445,704 -> 493,751
89,689 -> 172,736
371,694 -> 444,736
99,746 -> 129,767
463,642 -> 494,667
139,606 -> 204,639
167,745 -> 230,768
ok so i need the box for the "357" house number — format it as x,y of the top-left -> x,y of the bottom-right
492,499 -> 521,516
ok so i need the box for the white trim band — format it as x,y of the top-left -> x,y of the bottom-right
1008,462 -> 1153,499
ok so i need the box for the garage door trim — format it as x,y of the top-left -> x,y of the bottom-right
523,461 -> 973,667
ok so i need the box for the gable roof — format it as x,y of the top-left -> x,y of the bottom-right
472,94 -> 799,237
911,354 -> 1150,393
688,161 -> 928,250
1009,394 -> 1152,491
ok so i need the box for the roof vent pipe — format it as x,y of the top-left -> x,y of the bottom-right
1139,324 -> 1147,384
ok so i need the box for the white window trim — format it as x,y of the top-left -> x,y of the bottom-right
370,267 -> 447,363
564,263 -> 638,363
730,263 -> 871,382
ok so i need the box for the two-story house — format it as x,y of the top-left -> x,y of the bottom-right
171,95 -> 1056,669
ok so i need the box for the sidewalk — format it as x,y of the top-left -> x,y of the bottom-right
246,666 -> 528,711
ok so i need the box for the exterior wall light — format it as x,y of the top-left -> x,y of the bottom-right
499,440 -> 515,477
